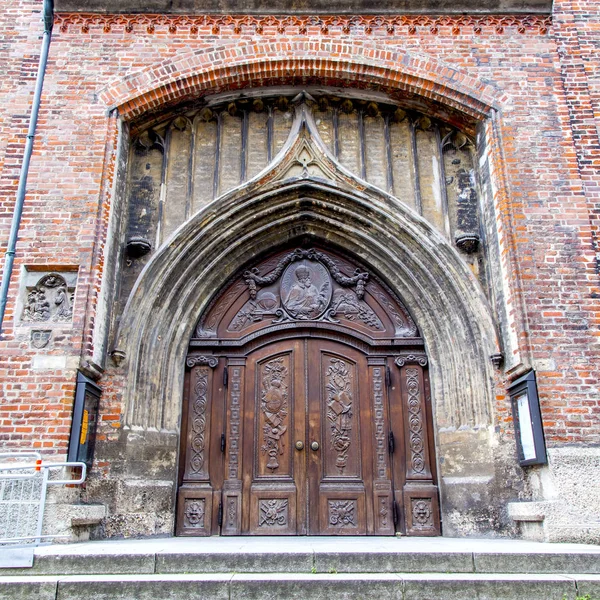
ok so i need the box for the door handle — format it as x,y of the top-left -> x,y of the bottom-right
295,441 -> 304,451
310,441 -> 320,451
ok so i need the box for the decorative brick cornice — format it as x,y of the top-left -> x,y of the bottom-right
55,13 -> 551,36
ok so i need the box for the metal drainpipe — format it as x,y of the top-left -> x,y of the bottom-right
0,0 -> 54,335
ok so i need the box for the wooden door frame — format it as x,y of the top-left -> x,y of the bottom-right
177,328 -> 440,536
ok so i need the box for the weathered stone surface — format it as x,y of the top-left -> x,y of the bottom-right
56,575 -> 231,600
474,552 -> 600,575
156,551 -> 313,574
229,574 -> 404,600
402,574 -> 576,600
313,551 -> 473,574
0,578 -> 57,600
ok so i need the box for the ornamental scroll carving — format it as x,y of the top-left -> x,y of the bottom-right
22,273 -> 74,324
260,358 -> 289,471
189,368 -> 209,476
326,358 -> 354,474
228,248 -> 385,333
405,368 -> 426,475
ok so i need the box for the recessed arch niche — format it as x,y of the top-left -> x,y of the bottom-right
106,98 -> 512,537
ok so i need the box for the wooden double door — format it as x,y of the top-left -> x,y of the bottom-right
177,334 -> 440,536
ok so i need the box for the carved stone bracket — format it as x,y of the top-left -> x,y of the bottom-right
186,355 -> 219,368
490,353 -> 504,369
455,233 -> 480,254
395,354 -> 428,367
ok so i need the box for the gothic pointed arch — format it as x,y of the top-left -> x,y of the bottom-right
114,103 -> 499,435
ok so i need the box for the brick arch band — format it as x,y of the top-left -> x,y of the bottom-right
98,40 -> 501,122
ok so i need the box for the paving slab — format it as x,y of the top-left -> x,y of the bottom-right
575,574 -> 600,598
0,576 -> 57,600
55,574 -> 232,600
156,550 -> 313,573
313,550 -> 473,573
229,573 -> 404,600
3,535 -> 600,577
474,551 -> 600,574
402,573 -> 577,600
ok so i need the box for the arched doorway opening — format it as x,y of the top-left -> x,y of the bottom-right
176,246 -> 440,536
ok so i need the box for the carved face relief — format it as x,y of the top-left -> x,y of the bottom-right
280,261 -> 332,320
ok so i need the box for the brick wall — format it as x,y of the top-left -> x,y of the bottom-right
0,2 -> 598,454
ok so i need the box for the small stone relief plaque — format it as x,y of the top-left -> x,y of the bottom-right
20,271 -> 77,325
183,498 -> 206,529
280,260 -> 332,320
30,330 -> 52,349
259,499 -> 288,527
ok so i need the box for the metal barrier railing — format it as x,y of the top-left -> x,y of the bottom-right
0,451 -> 87,547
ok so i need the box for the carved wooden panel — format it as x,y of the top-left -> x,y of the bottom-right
183,366 -> 212,481
398,364 -> 433,480
403,484 -> 441,536
241,341 -> 304,535
195,247 -> 418,341
322,355 -> 360,479
176,485 -> 214,536
249,485 -> 297,535
318,488 -> 366,535
256,355 -> 292,477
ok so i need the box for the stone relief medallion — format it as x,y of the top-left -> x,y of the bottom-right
280,260 -> 332,320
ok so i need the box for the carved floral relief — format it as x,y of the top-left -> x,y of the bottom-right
326,358 -> 354,474
260,357 -> 289,471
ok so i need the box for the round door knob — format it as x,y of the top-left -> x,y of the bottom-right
295,441 -> 304,451
310,441 -> 320,451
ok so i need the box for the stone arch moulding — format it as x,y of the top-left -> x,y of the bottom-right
113,102 -> 500,440
97,41 -> 502,123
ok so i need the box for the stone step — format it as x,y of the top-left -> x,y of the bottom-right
1,572 -> 600,600
3,537 -> 600,577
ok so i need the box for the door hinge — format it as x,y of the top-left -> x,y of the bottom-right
217,501 -> 223,527
220,433 -> 226,453
385,365 -> 392,388
393,500 -> 399,526
223,366 -> 228,388
388,431 -> 395,455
